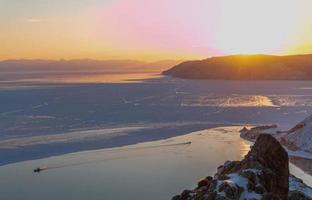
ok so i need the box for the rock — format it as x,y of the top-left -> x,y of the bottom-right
172,195 -> 181,200
242,134 -> 289,198
288,191 -> 312,200
197,177 -> 213,189
255,185 -> 266,194
179,190 -> 194,200
262,192 -> 281,200
240,127 -> 249,133
172,134 -> 312,200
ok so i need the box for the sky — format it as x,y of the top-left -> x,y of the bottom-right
1,0 -> 312,61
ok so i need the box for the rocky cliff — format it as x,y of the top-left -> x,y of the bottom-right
172,134 -> 312,200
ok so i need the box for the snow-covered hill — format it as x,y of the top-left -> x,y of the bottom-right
240,114 -> 312,154
281,115 -> 312,153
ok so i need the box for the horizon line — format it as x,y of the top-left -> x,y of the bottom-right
1,52 -> 312,63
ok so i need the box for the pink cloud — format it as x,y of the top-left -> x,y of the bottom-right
95,0 -> 219,54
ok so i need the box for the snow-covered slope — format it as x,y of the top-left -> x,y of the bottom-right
240,115 -> 312,154
282,115 -> 312,153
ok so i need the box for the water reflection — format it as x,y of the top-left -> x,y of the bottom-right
181,95 -> 276,107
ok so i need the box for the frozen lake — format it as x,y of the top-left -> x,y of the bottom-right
1,72 -> 312,199
1,72 -> 312,165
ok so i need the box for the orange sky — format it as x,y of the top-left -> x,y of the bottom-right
1,0 -> 312,61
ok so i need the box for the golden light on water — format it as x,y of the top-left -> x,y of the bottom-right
239,141 -> 252,157
221,96 -> 276,107
182,95 -> 276,107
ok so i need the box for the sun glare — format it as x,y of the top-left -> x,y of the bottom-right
213,0 -> 310,55
1,0 -> 312,60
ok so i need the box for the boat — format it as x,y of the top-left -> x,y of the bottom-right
33,167 -> 43,173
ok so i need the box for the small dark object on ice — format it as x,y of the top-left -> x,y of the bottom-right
33,167 -> 43,173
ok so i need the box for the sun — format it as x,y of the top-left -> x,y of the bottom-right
212,0 -> 308,55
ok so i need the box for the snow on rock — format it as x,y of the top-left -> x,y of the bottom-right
172,134 -> 312,200
215,172 -> 262,200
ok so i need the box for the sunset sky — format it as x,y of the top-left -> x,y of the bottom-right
1,0 -> 312,61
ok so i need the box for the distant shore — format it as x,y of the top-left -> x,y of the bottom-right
163,54 -> 312,80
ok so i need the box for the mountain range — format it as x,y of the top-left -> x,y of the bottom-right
0,59 -> 181,73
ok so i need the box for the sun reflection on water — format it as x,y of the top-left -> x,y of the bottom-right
181,95 -> 277,107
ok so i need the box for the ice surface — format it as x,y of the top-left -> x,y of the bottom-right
1,75 -> 312,165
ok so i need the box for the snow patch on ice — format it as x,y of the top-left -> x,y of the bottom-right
0,126 -> 148,149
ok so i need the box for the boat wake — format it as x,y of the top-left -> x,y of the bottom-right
33,141 -> 192,173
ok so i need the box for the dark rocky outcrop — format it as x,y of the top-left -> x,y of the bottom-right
172,134 -> 312,200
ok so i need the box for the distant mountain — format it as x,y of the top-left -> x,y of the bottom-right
163,54 -> 312,80
0,59 -> 182,73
